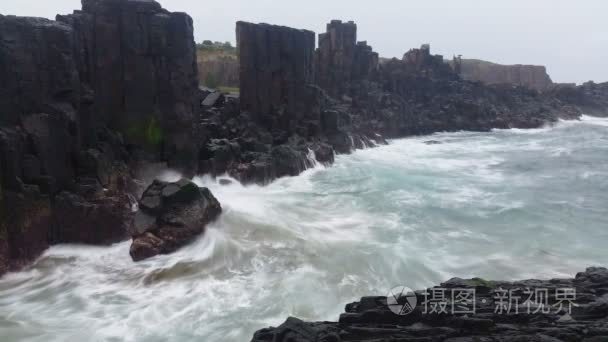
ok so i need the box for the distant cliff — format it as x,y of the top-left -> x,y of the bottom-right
457,58 -> 553,91
196,42 -> 238,89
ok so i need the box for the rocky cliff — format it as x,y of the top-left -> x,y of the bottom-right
237,21 -> 317,134
550,81 -> 608,116
57,0 -> 199,169
1,5 -> 608,276
0,0 -> 202,276
315,20 -> 379,98
457,58 -> 554,92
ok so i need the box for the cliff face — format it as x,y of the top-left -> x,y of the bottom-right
57,0 -> 199,168
0,16 -> 81,127
237,21 -> 317,133
551,81 -> 608,116
0,0 -> 201,276
458,58 -> 553,91
315,20 -> 379,98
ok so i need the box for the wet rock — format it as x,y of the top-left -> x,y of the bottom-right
252,267 -> 608,341
218,179 -> 233,186
271,145 -> 311,178
22,113 -> 75,189
130,179 -> 222,261
311,142 -> 335,165
2,186 -> 52,271
51,189 -> 134,245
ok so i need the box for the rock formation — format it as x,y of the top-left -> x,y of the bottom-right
456,58 -> 554,92
550,81 -> 608,116
0,0 -> 204,276
237,21 -> 317,133
252,267 -> 608,341
315,20 -> 379,98
57,0 -> 199,170
130,178 -> 221,261
1,6 -> 607,276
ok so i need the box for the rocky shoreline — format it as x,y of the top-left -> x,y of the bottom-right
252,267 -> 608,342
1,0 -> 607,276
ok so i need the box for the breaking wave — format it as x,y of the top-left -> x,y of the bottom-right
0,116 -> 607,341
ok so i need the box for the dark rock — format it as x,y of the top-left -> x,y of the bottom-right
0,128 -> 27,191
316,20 -> 379,98
311,143 -> 335,165
0,165 -> 8,275
130,179 -> 222,261
22,113 -> 75,189
424,140 -> 442,145
51,190 -> 134,245
0,15 -> 80,126
237,21 -> 316,134
202,92 -> 225,108
21,155 -> 42,184
271,145 -> 310,178
2,187 -> 51,271
252,267 -> 608,341
219,179 -> 233,186
57,0 -> 200,171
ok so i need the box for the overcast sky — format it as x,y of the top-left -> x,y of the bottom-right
1,0 -> 606,84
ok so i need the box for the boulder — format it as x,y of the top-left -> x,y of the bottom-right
130,179 -> 222,261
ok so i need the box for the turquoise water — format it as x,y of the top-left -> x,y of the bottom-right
0,116 -> 607,341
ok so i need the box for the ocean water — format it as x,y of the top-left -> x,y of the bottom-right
0,115 -> 607,341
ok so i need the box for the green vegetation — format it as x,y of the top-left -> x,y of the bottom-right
196,40 -> 237,54
205,73 -> 219,89
125,117 -> 164,148
468,278 -> 497,287
146,117 -> 163,146
218,86 -> 239,94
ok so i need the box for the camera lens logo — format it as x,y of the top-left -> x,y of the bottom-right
387,286 -> 418,315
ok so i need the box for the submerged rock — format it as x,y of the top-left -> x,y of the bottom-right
130,179 -> 222,261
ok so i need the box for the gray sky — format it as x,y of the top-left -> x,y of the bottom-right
1,0 -> 606,84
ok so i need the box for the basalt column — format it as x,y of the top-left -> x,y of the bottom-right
237,21 -> 316,134
57,0 -> 199,170
316,20 -> 357,97
316,20 -> 379,98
